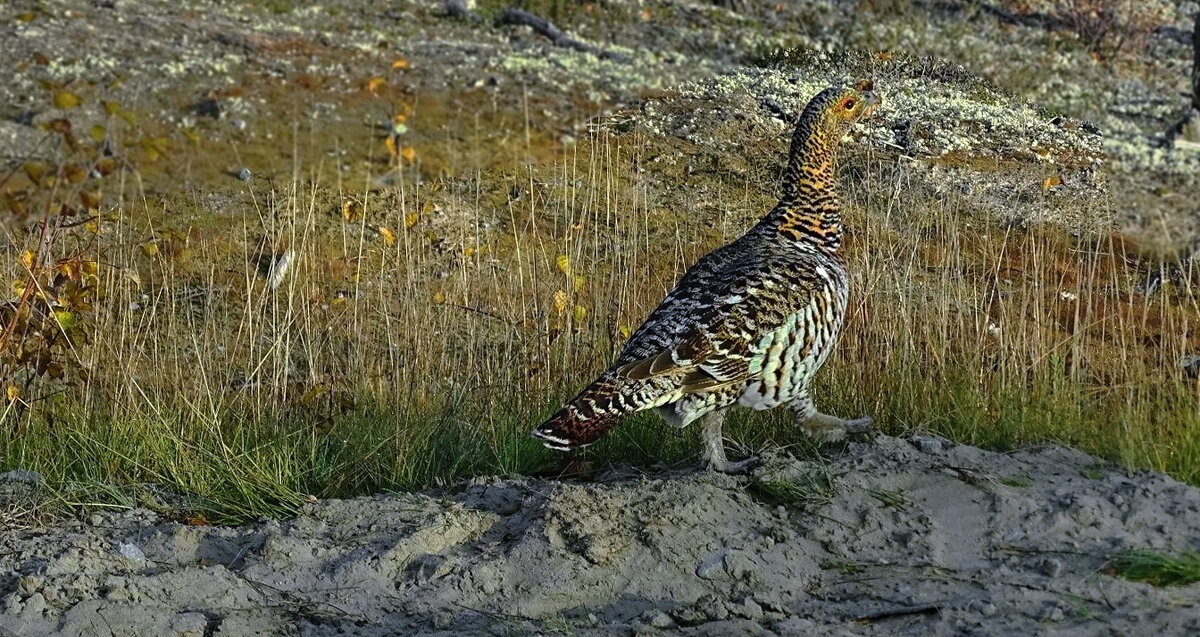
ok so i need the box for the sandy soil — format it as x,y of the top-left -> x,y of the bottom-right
3,434 -> 1199,636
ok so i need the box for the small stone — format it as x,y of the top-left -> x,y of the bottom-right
168,611 -> 209,637
230,118 -> 247,131
910,435 -> 947,453
1040,557 -> 1064,578
88,514 -> 104,526
648,611 -> 674,628
21,593 -> 45,617
16,576 -> 40,596
235,167 -> 252,182
1043,606 -> 1064,622
116,542 -> 147,564
695,549 -> 729,579
739,599 -> 764,621
980,602 -> 998,617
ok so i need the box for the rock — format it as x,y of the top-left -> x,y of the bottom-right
16,576 -> 41,596
230,118 -> 247,131
647,610 -> 674,628
910,435 -> 949,453
733,598 -> 764,621
235,167 -> 252,182
168,611 -> 209,637
1039,557 -> 1064,578
695,548 -> 729,579
0,469 -> 43,485
116,542 -> 147,564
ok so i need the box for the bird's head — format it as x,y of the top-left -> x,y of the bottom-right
802,79 -> 879,138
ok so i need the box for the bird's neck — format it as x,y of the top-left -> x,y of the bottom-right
766,122 -> 842,252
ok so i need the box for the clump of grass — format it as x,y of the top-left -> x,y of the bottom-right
999,470 -> 1035,488
1108,549 -> 1200,586
867,488 -> 909,510
749,470 -> 835,508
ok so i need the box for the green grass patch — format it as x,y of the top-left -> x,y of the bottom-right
1108,549 -> 1200,587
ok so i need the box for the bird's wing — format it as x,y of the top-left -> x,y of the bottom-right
615,312 -> 754,394
613,250 -> 824,397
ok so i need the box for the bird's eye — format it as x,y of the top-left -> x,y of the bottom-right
843,99 -> 856,110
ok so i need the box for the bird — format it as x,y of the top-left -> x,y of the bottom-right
533,80 -> 879,473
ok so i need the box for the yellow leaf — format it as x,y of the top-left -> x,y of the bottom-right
80,190 -> 101,210
464,246 -> 475,257
103,100 -> 120,115
54,90 -> 81,110
89,124 -> 107,142
63,163 -> 86,183
400,146 -> 416,162
404,212 -> 420,228
21,250 -> 36,270
433,290 -> 447,304
1042,176 -> 1062,192
342,200 -> 362,221
5,384 -> 20,403
11,279 -> 26,296
573,275 -> 586,292
552,289 -> 568,314
619,324 -> 632,339
22,161 -> 48,184
378,226 -> 396,246
556,254 -> 572,277
84,222 -> 100,235
573,304 -> 588,324
142,242 -> 159,256
392,58 -> 409,69
367,77 -> 386,92
385,135 -> 397,157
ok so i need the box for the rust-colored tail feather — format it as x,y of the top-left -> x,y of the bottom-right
532,403 -> 621,450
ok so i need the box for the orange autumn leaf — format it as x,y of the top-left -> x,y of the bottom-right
1042,176 -> 1062,192
385,136 -> 398,157
367,77 -> 386,92
392,58 -> 409,69
400,146 -> 416,162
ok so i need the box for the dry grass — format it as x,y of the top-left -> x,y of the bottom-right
1,99 -> 1198,523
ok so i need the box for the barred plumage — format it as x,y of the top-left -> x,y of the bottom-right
535,80 -> 879,472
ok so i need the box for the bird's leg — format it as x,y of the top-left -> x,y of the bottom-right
699,410 -> 758,474
790,396 -> 874,443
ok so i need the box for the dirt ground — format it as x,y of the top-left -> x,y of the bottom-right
3,434 -> 1200,636
3,1 -> 1200,635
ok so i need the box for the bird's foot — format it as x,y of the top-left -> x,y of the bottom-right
706,455 -> 761,475
801,414 -> 875,443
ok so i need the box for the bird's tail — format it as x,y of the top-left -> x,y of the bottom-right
532,390 -> 625,451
